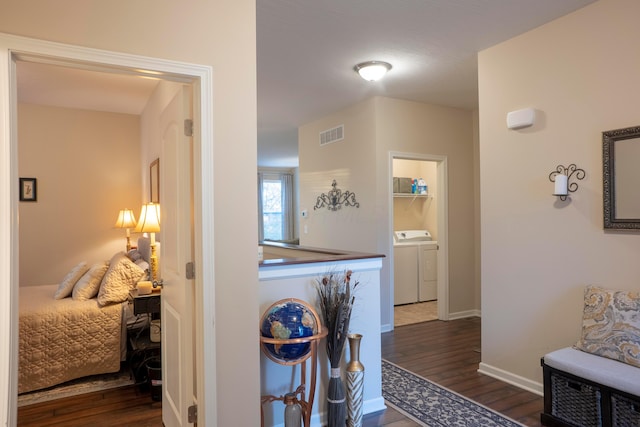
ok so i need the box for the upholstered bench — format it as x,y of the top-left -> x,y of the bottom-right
541,286 -> 640,427
541,347 -> 640,427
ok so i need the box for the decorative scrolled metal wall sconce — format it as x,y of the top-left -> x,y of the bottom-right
549,164 -> 585,201
314,180 -> 360,211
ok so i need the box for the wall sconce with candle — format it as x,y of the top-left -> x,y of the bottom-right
549,164 -> 585,201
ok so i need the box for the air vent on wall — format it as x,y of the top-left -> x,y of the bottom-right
319,125 -> 344,146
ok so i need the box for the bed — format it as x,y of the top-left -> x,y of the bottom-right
18,239 -> 153,394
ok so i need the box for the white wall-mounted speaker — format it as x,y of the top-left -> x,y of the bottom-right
506,108 -> 536,129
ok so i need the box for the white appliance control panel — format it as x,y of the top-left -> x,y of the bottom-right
394,230 -> 432,243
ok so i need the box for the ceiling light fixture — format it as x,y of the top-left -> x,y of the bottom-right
354,61 -> 392,82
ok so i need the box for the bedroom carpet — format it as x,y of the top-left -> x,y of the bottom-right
17,368 -> 134,407
382,359 -> 526,427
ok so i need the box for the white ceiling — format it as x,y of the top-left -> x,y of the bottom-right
16,0 -> 597,167
16,61 -> 160,115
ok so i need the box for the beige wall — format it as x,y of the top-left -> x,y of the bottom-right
375,97 -> 476,320
478,0 -> 640,389
300,96 -> 476,328
0,1 -> 258,425
140,80 -> 183,204
18,104 -> 141,286
299,98 -> 378,251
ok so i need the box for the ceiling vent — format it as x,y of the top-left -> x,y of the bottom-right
319,125 -> 344,146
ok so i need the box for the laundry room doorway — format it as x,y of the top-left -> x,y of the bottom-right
390,152 -> 449,328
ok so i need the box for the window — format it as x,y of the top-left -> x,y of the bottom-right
262,178 -> 284,240
258,171 -> 295,242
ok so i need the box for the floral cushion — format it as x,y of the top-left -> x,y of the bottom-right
575,285 -> 640,368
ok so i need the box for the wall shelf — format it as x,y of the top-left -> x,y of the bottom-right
393,193 -> 430,198
393,193 -> 432,207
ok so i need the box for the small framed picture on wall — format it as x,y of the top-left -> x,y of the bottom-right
19,178 -> 37,202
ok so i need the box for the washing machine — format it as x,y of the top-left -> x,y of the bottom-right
393,230 -> 437,305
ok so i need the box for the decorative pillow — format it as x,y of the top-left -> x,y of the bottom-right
72,261 -> 110,301
53,262 -> 89,299
127,249 -> 143,262
135,259 -> 150,274
575,285 -> 640,368
137,237 -> 151,263
97,252 -> 146,306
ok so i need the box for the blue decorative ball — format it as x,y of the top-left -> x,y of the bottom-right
260,299 -> 319,364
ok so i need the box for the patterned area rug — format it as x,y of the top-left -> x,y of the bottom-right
17,369 -> 134,407
382,359 -> 525,427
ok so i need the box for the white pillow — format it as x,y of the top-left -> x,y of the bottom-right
137,237 -> 151,263
135,259 -> 150,273
72,261 -> 110,301
97,252 -> 146,306
54,262 -> 89,300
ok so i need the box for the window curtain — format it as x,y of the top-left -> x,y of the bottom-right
257,171 -> 295,242
257,173 -> 265,241
281,172 -> 294,241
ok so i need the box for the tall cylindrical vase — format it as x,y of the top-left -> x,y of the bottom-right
327,368 -> 346,427
346,334 -> 364,427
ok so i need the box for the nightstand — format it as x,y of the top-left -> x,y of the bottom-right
128,290 -> 162,391
131,289 -> 161,316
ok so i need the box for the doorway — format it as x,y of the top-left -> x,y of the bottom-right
1,35 -> 213,426
389,152 -> 449,328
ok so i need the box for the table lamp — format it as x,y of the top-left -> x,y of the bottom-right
135,202 -> 161,282
114,208 -> 137,252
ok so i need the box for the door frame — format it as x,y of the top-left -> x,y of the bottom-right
388,151 -> 450,326
0,32 -> 215,425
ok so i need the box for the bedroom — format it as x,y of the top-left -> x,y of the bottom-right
16,60 -> 186,398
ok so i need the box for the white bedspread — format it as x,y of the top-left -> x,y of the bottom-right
19,284 -> 124,394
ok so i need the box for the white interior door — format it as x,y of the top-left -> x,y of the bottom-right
160,85 -> 195,426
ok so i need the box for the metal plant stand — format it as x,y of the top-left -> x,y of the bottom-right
260,327 -> 327,427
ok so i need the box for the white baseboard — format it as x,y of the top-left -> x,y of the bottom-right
448,309 -> 481,320
386,309 -> 480,330
363,396 -> 386,414
478,362 -> 543,396
285,397 -> 386,427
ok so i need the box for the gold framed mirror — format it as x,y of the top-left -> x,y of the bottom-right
150,158 -> 159,203
603,126 -> 640,229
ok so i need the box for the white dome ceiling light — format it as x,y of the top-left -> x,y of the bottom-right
354,61 -> 392,82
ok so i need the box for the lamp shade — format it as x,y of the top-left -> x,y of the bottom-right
354,61 -> 392,82
135,203 -> 161,233
114,209 -> 137,229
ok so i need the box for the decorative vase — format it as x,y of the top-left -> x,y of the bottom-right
327,368 -> 347,427
346,334 -> 364,427
283,392 -> 302,427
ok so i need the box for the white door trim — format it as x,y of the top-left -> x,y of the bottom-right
388,151 -> 450,328
0,32 -> 216,426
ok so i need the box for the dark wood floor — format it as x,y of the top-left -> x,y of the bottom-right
18,385 -> 162,426
363,317 -> 544,426
18,317 -> 544,426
